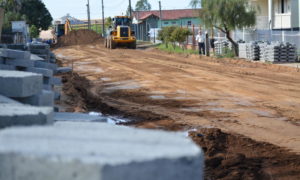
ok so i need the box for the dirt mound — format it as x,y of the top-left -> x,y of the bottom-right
55,29 -> 103,47
190,128 -> 300,180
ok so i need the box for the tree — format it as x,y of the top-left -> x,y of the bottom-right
191,0 -> 256,56
29,24 -> 39,38
20,0 -> 53,30
135,0 -> 151,11
158,26 -> 176,48
0,0 -> 22,41
171,27 -> 192,50
105,17 -> 112,28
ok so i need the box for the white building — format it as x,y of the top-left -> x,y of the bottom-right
250,0 -> 300,30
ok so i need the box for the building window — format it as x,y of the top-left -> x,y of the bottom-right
187,21 -> 192,26
277,0 -> 291,14
172,21 -> 176,24
164,22 -> 169,25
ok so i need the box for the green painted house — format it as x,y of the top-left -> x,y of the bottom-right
133,9 -> 201,41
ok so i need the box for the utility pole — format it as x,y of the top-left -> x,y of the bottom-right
129,0 -> 132,18
101,0 -> 105,36
87,0 -> 91,30
159,1 -> 162,28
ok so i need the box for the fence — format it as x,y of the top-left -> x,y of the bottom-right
70,23 -> 103,35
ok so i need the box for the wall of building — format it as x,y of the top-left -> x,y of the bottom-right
158,18 -> 201,28
291,0 -> 300,29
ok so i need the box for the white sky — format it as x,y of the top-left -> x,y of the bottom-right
42,0 -> 192,20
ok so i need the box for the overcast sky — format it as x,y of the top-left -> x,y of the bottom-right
42,0 -> 192,20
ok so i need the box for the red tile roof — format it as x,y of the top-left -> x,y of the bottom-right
133,9 -> 201,21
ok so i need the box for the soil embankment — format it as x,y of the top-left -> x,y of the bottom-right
55,29 -> 103,47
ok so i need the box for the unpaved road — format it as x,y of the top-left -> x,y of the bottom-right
54,44 -> 300,154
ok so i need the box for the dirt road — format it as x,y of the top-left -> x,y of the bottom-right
54,44 -> 300,154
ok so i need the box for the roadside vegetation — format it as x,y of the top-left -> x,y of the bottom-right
157,26 -> 196,54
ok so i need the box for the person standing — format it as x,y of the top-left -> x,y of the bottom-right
196,30 -> 205,55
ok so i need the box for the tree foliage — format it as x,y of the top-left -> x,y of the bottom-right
20,0 -> 53,31
158,26 -> 191,49
158,26 -> 176,48
29,24 -> 39,38
135,0 -> 151,11
105,17 -> 112,28
0,0 -> 21,11
2,11 -> 25,33
191,0 -> 256,56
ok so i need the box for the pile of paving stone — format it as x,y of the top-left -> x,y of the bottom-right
239,42 -> 298,63
214,39 -> 232,56
0,43 -> 205,180
239,42 -> 260,61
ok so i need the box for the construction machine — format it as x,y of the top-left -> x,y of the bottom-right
105,16 -> 136,49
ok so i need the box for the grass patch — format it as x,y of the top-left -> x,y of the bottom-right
156,43 -> 198,55
71,24 -> 103,34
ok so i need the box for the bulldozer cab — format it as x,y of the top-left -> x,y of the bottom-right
112,16 -> 132,29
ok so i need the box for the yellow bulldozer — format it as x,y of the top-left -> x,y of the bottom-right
104,16 -> 136,49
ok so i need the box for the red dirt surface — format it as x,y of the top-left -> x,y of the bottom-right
54,43 -> 300,180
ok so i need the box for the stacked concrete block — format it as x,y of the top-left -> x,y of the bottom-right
239,41 -> 298,63
0,122 -> 204,180
238,43 -> 247,59
28,43 -> 51,62
247,42 -> 260,60
0,70 -> 43,98
0,103 -> 53,129
56,67 -> 72,74
15,90 -> 54,107
214,40 -> 232,56
0,95 -> 22,104
54,112 -> 107,122
6,44 -> 27,51
285,43 -> 297,62
238,42 -> 260,61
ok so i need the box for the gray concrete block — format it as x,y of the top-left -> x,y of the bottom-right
34,60 -> 57,71
43,84 -> 52,91
50,77 -> 62,85
0,70 -> 43,98
26,67 -> 53,77
30,54 -> 44,61
54,112 -> 107,122
0,64 -> 16,70
14,90 -> 54,107
56,67 -> 72,74
0,104 -> 53,128
1,49 -> 31,59
5,59 -> 34,68
0,95 -> 22,104
0,122 -> 204,180
6,44 -> 27,51
54,91 -> 61,100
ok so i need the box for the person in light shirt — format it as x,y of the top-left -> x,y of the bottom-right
196,30 -> 205,55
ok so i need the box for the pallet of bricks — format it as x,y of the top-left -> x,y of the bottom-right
238,42 -> 260,60
214,39 -> 232,56
239,42 -> 298,63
